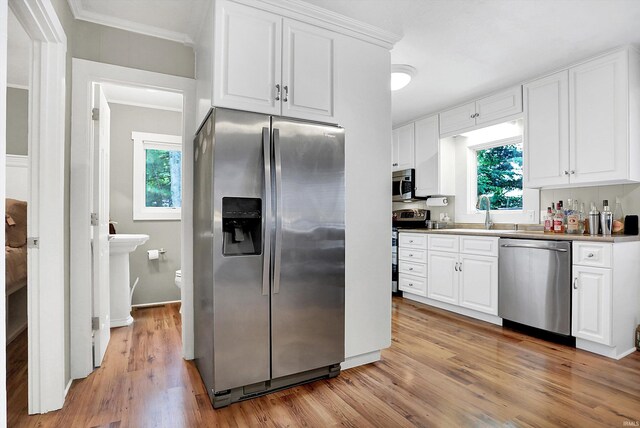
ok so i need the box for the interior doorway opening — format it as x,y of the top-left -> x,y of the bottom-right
5,5 -> 32,421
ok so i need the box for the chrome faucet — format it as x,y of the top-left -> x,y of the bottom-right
476,195 -> 493,230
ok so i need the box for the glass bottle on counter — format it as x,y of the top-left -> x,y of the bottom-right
567,199 -> 581,234
579,202 -> 586,234
554,201 -> 565,233
544,207 -> 553,233
613,197 -> 624,234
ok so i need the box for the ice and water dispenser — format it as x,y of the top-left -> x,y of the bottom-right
222,197 -> 262,256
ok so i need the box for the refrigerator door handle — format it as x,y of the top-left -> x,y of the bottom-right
273,128 -> 283,294
262,127 -> 272,296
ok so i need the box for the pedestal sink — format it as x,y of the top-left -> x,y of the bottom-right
109,234 -> 149,327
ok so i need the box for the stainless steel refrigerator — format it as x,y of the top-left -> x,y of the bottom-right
193,108 -> 345,408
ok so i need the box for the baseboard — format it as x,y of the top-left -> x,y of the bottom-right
402,293 -> 503,326
341,350 -> 381,370
64,379 -> 73,398
132,299 -> 181,308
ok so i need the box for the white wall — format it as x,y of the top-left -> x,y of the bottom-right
335,33 -> 392,363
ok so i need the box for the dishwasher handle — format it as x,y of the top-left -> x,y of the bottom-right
500,243 -> 568,253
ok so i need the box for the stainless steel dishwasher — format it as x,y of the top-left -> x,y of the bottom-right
498,238 -> 571,335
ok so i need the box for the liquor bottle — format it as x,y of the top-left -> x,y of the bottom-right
567,199 -> 580,234
601,200 -> 613,236
554,201 -> 565,233
544,207 -> 553,233
613,197 -> 624,234
579,202 -> 586,234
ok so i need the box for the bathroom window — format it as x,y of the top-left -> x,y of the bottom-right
132,131 -> 182,220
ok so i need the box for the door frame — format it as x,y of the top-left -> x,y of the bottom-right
70,59 -> 196,379
7,0 -> 67,415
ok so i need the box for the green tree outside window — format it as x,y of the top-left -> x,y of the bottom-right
145,148 -> 182,208
476,144 -> 523,210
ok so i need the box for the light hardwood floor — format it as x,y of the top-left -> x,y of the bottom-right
7,297 -> 640,427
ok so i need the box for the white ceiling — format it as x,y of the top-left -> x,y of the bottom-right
8,7 -> 31,88
66,0 -> 640,126
101,83 -> 183,112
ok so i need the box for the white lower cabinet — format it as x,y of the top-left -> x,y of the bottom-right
427,251 -> 458,304
459,254 -> 498,315
572,265 -> 612,345
571,241 -> 640,359
426,235 -> 499,316
398,232 -> 427,297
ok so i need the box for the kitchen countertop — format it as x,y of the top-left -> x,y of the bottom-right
399,228 -> 640,243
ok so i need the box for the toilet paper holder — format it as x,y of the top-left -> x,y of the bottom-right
158,248 -> 166,254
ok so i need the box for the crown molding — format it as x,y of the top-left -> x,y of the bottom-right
66,0 -> 197,45
233,0 -> 402,49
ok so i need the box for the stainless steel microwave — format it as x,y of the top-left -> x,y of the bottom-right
392,169 -> 415,201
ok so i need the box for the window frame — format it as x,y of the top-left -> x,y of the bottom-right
132,131 -> 182,221
455,134 -> 540,225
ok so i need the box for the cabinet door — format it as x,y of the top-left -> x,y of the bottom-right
392,123 -> 415,171
414,115 -> 454,197
214,2 -> 282,115
523,71 -> 570,188
459,254 -> 498,315
572,266 -> 612,345
475,86 -> 523,125
282,19 -> 335,122
427,251 -> 458,305
439,102 -> 476,136
569,50 -> 628,184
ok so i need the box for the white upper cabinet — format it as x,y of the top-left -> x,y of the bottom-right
439,102 -> 476,136
392,123 -> 415,171
282,19 -> 335,122
439,86 -> 522,136
214,2 -> 282,115
213,1 -> 336,122
569,50 -> 632,185
523,70 -> 570,188
414,115 -> 454,196
524,47 -> 640,188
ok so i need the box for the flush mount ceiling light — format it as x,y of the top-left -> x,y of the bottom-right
391,64 -> 416,91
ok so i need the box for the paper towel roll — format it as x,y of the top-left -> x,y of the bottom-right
147,249 -> 159,260
426,197 -> 448,207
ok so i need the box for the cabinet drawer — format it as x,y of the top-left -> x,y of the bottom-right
399,273 -> 427,296
428,235 -> 459,253
399,233 -> 427,249
573,242 -> 612,268
398,247 -> 427,263
460,236 -> 499,257
398,260 -> 427,278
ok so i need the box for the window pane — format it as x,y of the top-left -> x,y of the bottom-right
476,143 -> 522,210
145,148 -> 182,208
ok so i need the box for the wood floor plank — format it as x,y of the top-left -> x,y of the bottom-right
7,298 -> 640,427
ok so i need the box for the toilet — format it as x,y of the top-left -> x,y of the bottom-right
174,269 -> 182,289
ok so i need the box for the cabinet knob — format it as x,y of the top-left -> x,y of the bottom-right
275,84 -> 281,101
408,283 -> 414,287
393,163 -> 398,166
459,262 -> 462,272
283,85 -> 289,102
409,253 -> 414,257
587,253 -> 594,258
408,267 -> 413,271
454,262 -> 459,271
570,170 -> 575,175
563,170 -> 569,175
573,277 -> 578,289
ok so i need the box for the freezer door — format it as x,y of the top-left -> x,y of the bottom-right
211,108 -> 272,391
270,118 -> 345,379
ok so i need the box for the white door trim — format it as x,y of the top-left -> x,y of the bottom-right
8,0 -> 67,414
70,59 -> 196,379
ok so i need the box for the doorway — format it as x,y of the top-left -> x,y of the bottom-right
5,5 -> 31,421
70,59 -> 196,380
4,0 -> 67,416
